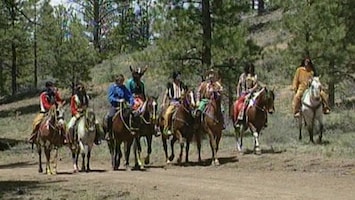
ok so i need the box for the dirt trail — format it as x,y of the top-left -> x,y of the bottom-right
1,149 -> 354,200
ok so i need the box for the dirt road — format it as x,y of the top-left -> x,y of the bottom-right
1,145 -> 354,200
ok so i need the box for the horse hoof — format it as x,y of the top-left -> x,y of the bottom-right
168,155 -> 174,162
177,158 -> 182,164
255,148 -> 261,155
113,167 -> 119,171
144,157 -> 150,165
38,168 -> 43,173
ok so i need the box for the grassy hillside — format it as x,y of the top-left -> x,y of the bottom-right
1,10 -> 355,160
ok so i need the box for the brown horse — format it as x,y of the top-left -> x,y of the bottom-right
160,90 -> 199,165
34,104 -> 66,174
103,101 -> 138,170
132,96 -> 158,169
195,90 -> 224,166
232,87 -> 275,154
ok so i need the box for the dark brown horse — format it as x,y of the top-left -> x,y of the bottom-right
195,90 -> 224,166
132,96 -> 158,169
232,87 -> 275,154
103,101 -> 136,170
160,90 -> 199,165
34,104 -> 66,174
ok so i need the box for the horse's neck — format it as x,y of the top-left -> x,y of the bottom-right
254,91 -> 267,108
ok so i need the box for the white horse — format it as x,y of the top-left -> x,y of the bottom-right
71,108 -> 97,172
299,77 -> 324,144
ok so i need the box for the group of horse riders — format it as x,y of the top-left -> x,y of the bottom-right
28,56 -> 331,146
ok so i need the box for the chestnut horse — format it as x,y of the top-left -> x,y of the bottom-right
34,104 -> 66,174
132,96 -> 158,169
103,100 -> 136,170
232,87 -> 275,154
160,90 -> 199,165
195,90 -> 224,166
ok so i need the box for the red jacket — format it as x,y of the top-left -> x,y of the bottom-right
39,90 -> 63,112
70,94 -> 89,116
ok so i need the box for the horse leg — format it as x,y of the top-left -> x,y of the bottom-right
318,122 -> 324,144
168,137 -> 177,162
207,129 -> 218,166
86,146 -> 91,172
196,131 -> 202,163
234,125 -> 243,152
133,137 -> 143,170
72,149 -> 79,173
44,147 -> 52,174
214,132 -> 222,166
176,131 -> 184,165
79,142 -> 86,172
51,148 -> 58,174
162,136 -> 169,163
37,145 -> 43,173
108,139 -> 116,170
298,115 -> 303,141
124,140 -> 133,170
144,135 -> 152,165
249,123 -> 261,155
116,141 -> 121,170
308,126 -> 314,144
185,137 -> 190,164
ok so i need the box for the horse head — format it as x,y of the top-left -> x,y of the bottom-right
264,87 -> 275,114
254,87 -> 275,114
144,96 -> 158,124
181,90 -> 196,111
56,103 -> 66,128
130,65 -> 148,80
309,77 -> 322,102
85,108 -> 96,132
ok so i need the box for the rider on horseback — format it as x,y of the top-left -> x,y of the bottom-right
28,81 -> 64,144
196,68 -> 225,128
292,57 -> 331,118
126,66 -> 147,113
105,74 -> 137,140
67,83 -> 103,146
235,63 -> 260,125
161,71 -> 188,136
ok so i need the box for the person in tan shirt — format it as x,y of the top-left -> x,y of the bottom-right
292,57 -> 330,117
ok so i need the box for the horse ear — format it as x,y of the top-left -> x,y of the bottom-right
129,65 -> 133,72
143,65 -> 148,73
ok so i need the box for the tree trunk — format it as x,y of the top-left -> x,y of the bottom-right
93,0 -> 100,52
0,60 -> 4,95
201,0 -> 212,68
328,61 -> 335,107
11,4 -> 17,96
11,41 -> 17,96
34,4 -> 38,89
258,0 -> 265,14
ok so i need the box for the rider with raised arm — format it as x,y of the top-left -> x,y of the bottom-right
105,74 -> 136,140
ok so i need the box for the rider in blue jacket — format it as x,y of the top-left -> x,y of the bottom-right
106,74 -> 136,140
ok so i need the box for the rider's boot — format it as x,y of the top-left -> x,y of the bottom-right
28,124 -> 40,144
28,131 -> 37,144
